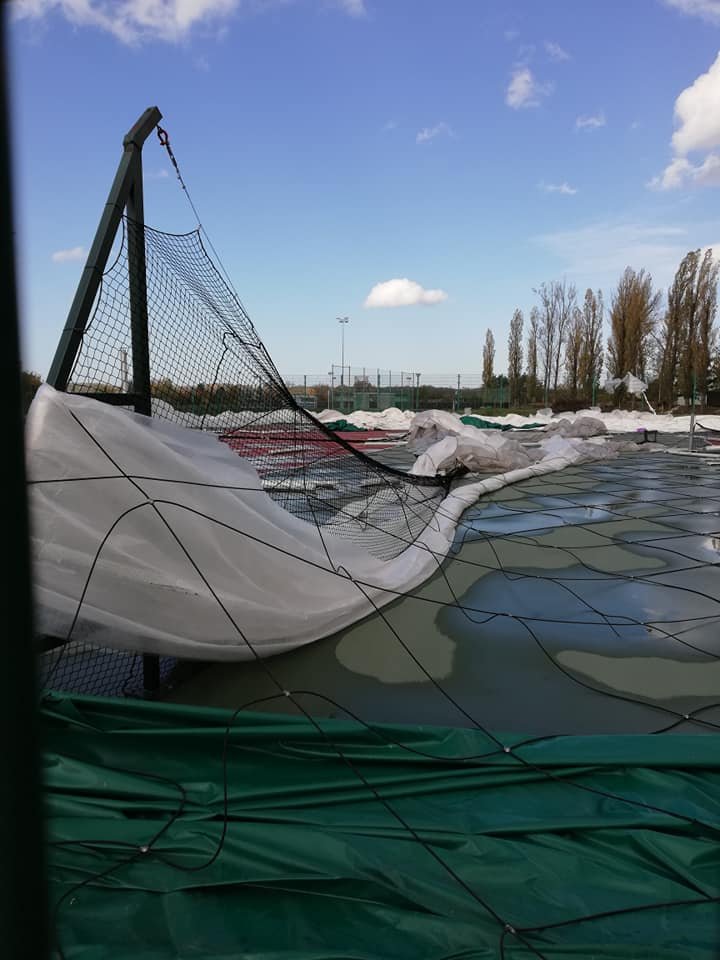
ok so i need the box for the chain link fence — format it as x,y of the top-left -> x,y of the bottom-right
283,365 -> 513,414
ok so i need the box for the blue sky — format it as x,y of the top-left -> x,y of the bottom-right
7,0 -> 720,379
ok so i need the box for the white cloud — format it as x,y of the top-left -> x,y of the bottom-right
364,279 -> 448,308
532,220 -> 714,288
671,52 -> 720,155
51,246 -> 86,263
651,52 -> 720,189
383,119 -> 397,131
147,168 -> 170,180
416,121 -> 453,144
505,67 -> 551,109
576,112 -> 606,130
540,181 -> 578,195
648,154 -> 720,189
662,0 -> 720,23
545,40 -> 570,61
12,0 -> 241,44
504,28 -> 519,41
333,0 -> 366,16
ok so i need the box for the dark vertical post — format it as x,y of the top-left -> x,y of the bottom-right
123,120 -> 159,694
0,12 -> 48,956
126,151 -> 152,417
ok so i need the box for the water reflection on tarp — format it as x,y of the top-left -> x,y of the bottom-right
169,453 -> 720,735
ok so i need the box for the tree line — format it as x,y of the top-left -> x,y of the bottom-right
484,248 -> 719,409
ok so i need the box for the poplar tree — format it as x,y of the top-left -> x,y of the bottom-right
482,329 -> 495,390
526,307 -> 540,403
606,268 -> 660,385
579,289 -> 604,399
507,309 -> 524,405
564,306 -> 583,400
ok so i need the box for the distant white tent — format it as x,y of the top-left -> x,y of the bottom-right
602,372 -> 656,415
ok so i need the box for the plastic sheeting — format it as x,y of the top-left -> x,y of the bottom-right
543,415 -> 608,437
44,693 -> 720,960
28,387 -> 450,660
27,388 -> 652,661
404,406 -> 720,436
317,406 -> 413,431
410,430 -> 536,476
603,372 -> 648,395
408,411 -> 620,477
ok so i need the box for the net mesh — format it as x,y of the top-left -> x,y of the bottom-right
66,218 -> 445,552
35,214 -> 720,960
39,217 -> 446,697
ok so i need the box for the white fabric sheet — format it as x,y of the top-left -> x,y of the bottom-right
28,386 -> 657,661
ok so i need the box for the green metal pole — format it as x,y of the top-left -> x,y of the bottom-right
689,371 -> 697,452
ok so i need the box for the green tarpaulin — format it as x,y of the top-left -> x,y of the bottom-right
43,693 -> 720,959
460,415 -> 543,431
321,419 -> 364,432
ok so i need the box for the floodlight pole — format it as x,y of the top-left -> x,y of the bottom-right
337,317 -> 349,387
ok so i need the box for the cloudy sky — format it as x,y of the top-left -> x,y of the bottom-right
7,0 -> 720,377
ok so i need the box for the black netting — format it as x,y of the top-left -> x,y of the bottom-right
39,217 -> 447,697
38,641 -> 176,698
34,219 -> 720,959
66,218 -> 445,555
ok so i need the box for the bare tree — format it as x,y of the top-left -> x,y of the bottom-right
482,329 -> 495,389
526,307 -> 539,403
535,279 -> 577,399
564,306 -> 583,400
578,289 -> 604,400
535,284 -> 556,404
552,280 -> 577,390
606,268 -> 661,385
507,309 -> 524,405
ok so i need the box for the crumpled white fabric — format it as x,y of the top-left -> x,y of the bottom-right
410,431 -> 535,476
603,372 -> 648,395
28,387 -> 453,661
27,387 -> 658,662
316,407 -> 413,431
543,416 -> 608,438
407,409 -> 468,453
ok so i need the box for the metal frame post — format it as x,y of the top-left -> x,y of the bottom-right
46,106 -> 163,696
47,106 -> 161,399
126,151 -> 152,416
